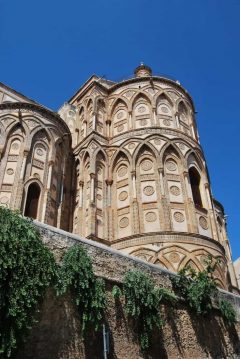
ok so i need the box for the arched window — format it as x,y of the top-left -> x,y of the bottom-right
24,182 -> 41,219
189,167 -> 202,207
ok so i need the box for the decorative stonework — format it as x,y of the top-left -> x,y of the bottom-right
154,139 -> 161,145
199,216 -> 208,230
161,106 -> 169,113
117,124 -> 124,132
166,160 -> 177,171
170,186 -> 180,196
138,106 -> 146,113
36,148 -> 44,156
141,160 -> 153,171
119,217 -> 129,228
173,211 -> 185,222
6,168 -> 14,175
0,196 -> 9,204
140,119 -> 147,126
118,191 -> 128,201
145,211 -> 157,222
128,142 -> 135,149
169,252 -> 181,263
117,112 -> 123,119
33,173 -> 40,179
97,194 -> 102,200
179,143 -> 185,150
118,166 -> 128,177
143,186 -> 155,196
163,119 -> 171,126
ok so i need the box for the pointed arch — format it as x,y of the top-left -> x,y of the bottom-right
156,92 -> 174,115
23,180 -> 42,220
110,148 -> 132,172
133,142 -> 158,168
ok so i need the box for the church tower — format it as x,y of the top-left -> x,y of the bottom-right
59,64 -> 238,292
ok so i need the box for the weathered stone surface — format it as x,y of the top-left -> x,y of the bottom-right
15,221 -> 240,359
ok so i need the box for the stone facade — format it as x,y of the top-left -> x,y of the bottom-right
15,221 -> 240,359
234,258 -> 240,288
0,64 -> 239,292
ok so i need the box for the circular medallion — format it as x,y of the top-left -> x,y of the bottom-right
179,143 -> 185,150
169,252 -> 181,263
117,111 -> 123,119
0,196 -> 9,204
163,119 -> 171,126
199,216 -> 208,230
118,191 -> 128,201
170,186 -> 180,196
154,139 -> 161,145
36,148 -> 44,156
166,160 -> 177,171
119,217 -> 129,228
141,160 -> 153,171
173,211 -> 185,222
143,186 -> 155,196
6,168 -> 14,175
117,124 -> 124,132
97,194 -> 102,200
118,166 -> 128,178
141,119 -> 147,126
161,106 -> 169,113
145,212 -> 157,222
138,106 -> 146,113
11,143 -> 19,150
128,142 -> 135,149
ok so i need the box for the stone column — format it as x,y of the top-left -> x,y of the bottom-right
106,179 -> 113,241
152,106 -> 157,126
42,160 -> 54,223
106,119 -> 111,138
205,183 -> 218,240
129,111 -> 133,130
131,171 -> 140,234
158,167 -> 165,195
183,171 -> 197,233
78,180 -> 84,208
175,112 -> 180,128
92,111 -> 97,130
20,151 -> 28,180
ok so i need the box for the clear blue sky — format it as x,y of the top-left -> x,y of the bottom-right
1,0 -> 239,259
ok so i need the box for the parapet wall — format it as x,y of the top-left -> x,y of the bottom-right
16,221 -> 240,359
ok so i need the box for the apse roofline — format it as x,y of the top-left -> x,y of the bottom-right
0,101 -> 71,135
109,75 -> 195,111
0,81 -> 54,112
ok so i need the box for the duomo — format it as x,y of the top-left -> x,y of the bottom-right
0,63 -> 239,293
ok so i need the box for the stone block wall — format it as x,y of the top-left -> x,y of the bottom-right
16,221 -> 240,359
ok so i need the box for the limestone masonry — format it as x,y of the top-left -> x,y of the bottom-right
0,64 -> 239,293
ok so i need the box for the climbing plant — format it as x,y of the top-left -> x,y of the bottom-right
172,257 -> 236,325
0,206 -> 57,358
219,299 -> 236,326
57,244 -> 106,334
172,257 -> 219,315
122,269 -> 176,351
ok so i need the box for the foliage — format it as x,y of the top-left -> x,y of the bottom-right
172,257 -> 237,325
0,206 -> 57,358
112,285 -> 122,299
219,299 -> 236,326
57,244 -> 106,334
123,269 -> 175,351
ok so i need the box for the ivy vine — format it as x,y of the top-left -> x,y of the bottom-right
171,257 -> 236,325
57,244 -> 106,334
120,269 -> 176,351
0,206 -> 57,358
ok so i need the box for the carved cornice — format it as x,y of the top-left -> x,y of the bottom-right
0,102 -> 70,135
